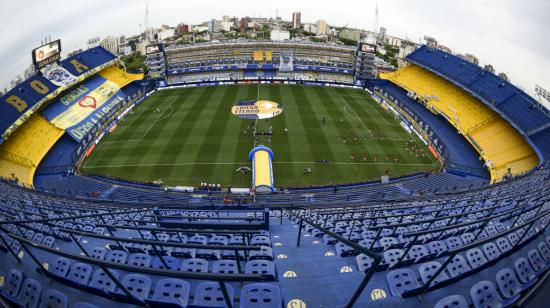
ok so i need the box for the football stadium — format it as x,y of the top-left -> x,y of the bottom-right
1,3 -> 550,308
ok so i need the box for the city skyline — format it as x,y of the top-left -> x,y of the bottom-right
0,0 -> 549,98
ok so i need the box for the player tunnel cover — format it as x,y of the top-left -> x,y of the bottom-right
231,100 -> 283,119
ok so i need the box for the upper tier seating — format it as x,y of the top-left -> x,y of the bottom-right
98,65 -> 143,89
381,65 -> 539,181
406,45 -> 550,135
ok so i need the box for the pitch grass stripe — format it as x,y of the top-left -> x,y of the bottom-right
171,86 -> 232,165
148,86 -> 220,178
336,88 -> 396,128
86,94 -> 183,167
229,85 -> 259,185
313,86 -> 365,153
289,85 -> 342,180
90,89 -> 198,168
263,84 -> 299,184
111,96 -> 167,141
230,85 -> 260,183
109,87 -> 207,176
190,85 -> 240,180
334,89 -> 433,165
333,88 -> 405,174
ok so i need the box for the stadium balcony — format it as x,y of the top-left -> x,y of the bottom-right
98,65 -> 143,88
368,79 -> 487,177
0,114 -> 64,186
0,74 -> 59,140
406,45 -> 550,136
60,46 -> 117,77
381,64 -> 539,181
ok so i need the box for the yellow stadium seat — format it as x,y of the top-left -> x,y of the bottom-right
381,64 -> 539,182
99,65 -> 143,88
0,114 -> 64,186
253,51 -> 263,61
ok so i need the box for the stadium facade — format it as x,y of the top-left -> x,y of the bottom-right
0,35 -> 549,307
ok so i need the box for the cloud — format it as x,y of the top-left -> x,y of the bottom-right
0,0 -> 548,98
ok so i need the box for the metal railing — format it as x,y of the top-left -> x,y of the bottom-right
285,209 -> 382,308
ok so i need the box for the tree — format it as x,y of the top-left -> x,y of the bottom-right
121,53 -> 147,74
339,37 -> 358,46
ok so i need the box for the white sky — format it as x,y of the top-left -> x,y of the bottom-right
1,0 -> 549,98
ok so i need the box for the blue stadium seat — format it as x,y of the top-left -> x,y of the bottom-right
110,273 -> 151,302
240,283 -> 282,308
89,247 -> 106,260
72,302 -> 99,308
147,278 -> 190,308
151,256 -> 180,271
249,246 -> 273,261
495,268 -> 521,304
67,263 -> 93,286
89,269 -> 119,294
41,289 -> 69,308
433,294 -> 468,308
356,254 -> 374,272
335,242 -> 357,257
538,241 -> 550,261
482,243 -> 501,261
383,249 -> 405,268
196,249 -> 221,261
527,248 -> 548,273
251,235 -> 271,247
193,281 -> 234,308
17,278 -> 42,308
495,237 -> 512,254
514,257 -> 537,286
469,280 -> 504,308
181,258 -> 208,273
446,255 -> 471,278
466,248 -> 488,269
212,260 -> 239,274
172,247 -> 195,259
418,261 -> 449,286
428,241 -> 447,257
50,257 -> 71,278
245,260 -> 276,281
386,268 -> 420,296
407,245 -> 429,263
3,269 -> 23,298
105,250 -> 128,264
128,253 -> 152,267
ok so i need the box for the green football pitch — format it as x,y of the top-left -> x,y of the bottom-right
81,84 -> 439,188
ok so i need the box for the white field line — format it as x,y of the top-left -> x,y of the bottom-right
141,96 -> 179,139
82,161 -> 434,169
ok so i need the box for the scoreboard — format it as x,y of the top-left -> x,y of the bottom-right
32,40 -> 62,70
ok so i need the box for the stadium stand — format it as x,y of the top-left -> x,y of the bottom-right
164,41 -> 356,86
406,45 -> 550,136
368,79 -> 487,177
0,114 -> 64,185
60,47 -> 117,77
1,167 -> 549,307
381,64 -> 539,181
1,37 -> 550,307
98,65 -> 143,88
